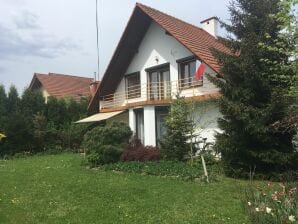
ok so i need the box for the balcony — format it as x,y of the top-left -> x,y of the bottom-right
100,77 -> 218,112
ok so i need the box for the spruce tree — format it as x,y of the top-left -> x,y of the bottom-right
161,96 -> 194,161
0,85 -> 8,131
209,0 -> 297,177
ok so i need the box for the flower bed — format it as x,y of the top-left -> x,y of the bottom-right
244,182 -> 298,223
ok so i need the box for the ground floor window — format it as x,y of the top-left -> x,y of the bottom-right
155,106 -> 169,147
134,108 -> 144,144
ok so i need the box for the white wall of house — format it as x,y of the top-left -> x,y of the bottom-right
191,102 -> 221,143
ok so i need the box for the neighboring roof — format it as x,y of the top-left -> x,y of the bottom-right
29,73 -> 94,101
88,2 -> 230,111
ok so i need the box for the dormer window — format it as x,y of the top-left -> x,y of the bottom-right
177,56 -> 203,89
125,72 -> 141,99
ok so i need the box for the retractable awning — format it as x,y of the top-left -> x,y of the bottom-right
75,111 -> 124,124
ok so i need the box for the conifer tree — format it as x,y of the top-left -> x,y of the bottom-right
161,96 -> 194,161
209,0 -> 297,177
0,85 -> 8,131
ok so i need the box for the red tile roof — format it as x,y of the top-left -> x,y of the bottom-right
29,73 -> 94,101
136,3 -> 229,73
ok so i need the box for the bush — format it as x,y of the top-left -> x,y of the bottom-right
243,182 -> 298,224
82,122 -> 132,166
83,122 -> 132,150
120,135 -> 160,161
87,145 -> 120,167
120,146 -> 160,161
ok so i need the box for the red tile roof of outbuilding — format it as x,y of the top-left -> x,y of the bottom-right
29,73 -> 94,101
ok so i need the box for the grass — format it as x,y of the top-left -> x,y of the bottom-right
0,153 -> 250,224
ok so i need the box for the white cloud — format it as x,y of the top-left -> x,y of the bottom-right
13,10 -> 40,29
0,10 -> 79,60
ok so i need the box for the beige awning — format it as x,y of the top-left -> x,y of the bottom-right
75,111 -> 124,124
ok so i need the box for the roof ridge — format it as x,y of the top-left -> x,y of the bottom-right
135,2 -> 216,39
48,72 -> 93,80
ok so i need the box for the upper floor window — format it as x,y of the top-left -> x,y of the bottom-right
125,72 -> 141,99
177,56 -> 203,89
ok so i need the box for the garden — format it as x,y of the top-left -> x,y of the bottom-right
0,0 -> 297,223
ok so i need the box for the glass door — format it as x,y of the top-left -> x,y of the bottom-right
160,70 -> 170,99
134,109 -> 144,144
148,66 -> 171,100
149,71 -> 159,100
155,106 -> 169,147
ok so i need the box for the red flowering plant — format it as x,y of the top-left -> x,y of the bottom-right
244,182 -> 297,224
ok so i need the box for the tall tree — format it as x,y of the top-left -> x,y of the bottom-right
209,0 -> 297,177
21,88 -> 45,117
0,85 -> 8,131
7,85 -> 20,113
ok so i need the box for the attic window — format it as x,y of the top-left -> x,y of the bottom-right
125,72 -> 141,99
177,56 -> 203,89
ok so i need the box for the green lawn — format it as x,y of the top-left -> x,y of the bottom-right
0,153 -> 250,224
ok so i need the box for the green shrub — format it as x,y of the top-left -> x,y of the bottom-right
82,122 -> 132,166
83,122 -> 132,150
87,145 -> 120,167
100,160 -> 220,181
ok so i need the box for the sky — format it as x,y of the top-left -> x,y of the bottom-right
0,0 -> 230,93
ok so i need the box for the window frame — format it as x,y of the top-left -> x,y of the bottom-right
177,56 -> 203,89
125,72 -> 141,99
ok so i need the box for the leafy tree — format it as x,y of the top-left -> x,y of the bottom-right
160,96 -> 194,161
209,0 -> 297,177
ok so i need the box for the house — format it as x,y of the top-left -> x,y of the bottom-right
77,3 -> 229,147
29,73 -> 99,102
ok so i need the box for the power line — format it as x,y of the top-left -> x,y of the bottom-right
95,0 -> 100,81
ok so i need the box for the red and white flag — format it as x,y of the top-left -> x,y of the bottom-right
195,63 -> 205,80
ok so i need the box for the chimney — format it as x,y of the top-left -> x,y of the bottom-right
90,81 -> 99,97
200,16 -> 219,38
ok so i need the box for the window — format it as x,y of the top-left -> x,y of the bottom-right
177,57 -> 203,88
146,63 -> 171,101
134,108 -> 144,144
155,106 -> 169,147
125,72 -> 141,99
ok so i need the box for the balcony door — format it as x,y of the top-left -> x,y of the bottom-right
147,64 -> 171,101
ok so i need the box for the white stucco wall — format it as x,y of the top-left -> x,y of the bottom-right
191,101 -> 221,143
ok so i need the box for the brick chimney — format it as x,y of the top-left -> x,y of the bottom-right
90,81 -> 99,97
200,16 -> 219,38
